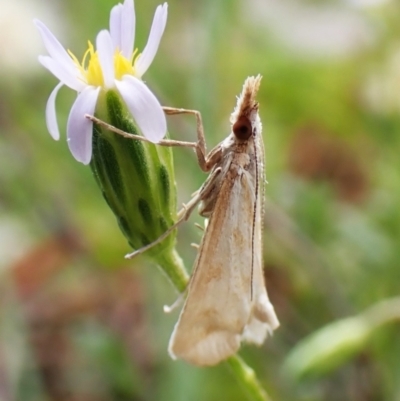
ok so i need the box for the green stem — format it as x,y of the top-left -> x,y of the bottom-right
156,248 -> 189,292
155,249 -> 272,401
226,355 -> 272,401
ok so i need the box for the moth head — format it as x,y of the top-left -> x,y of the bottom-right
230,75 -> 262,141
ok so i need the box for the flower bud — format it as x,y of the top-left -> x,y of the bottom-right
90,89 -> 177,260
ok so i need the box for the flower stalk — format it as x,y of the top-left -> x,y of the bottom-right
226,355 -> 273,401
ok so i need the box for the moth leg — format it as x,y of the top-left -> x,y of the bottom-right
162,107 -> 223,172
86,114 -> 197,149
194,223 -> 204,232
162,107 -> 207,171
87,109 -> 223,171
124,195 -> 201,260
124,167 -> 222,259
163,292 -> 185,313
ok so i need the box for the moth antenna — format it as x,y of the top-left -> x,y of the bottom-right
250,128 -> 260,302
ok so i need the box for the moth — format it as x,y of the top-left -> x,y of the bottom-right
88,75 -> 279,366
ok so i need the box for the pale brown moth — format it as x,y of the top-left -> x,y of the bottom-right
87,75 -> 279,366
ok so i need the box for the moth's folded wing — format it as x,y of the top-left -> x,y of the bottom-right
169,322 -> 242,366
242,294 -> 280,344
169,174 -> 254,366
242,163 -> 279,345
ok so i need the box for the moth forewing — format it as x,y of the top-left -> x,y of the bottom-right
168,168 -> 255,365
168,76 -> 279,366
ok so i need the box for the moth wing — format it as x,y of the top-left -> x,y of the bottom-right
168,169 -> 257,366
241,168 -> 280,344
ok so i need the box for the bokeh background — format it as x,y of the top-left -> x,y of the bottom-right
1,0 -> 400,400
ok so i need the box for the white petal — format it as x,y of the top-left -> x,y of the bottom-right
135,3 -> 168,77
34,19 -> 78,78
120,0 -> 135,59
110,4 -> 123,51
45,82 -> 64,140
109,0 -> 135,58
67,86 -> 101,164
39,56 -> 84,91
115,75 -> 166,142
96,30 -> 115,89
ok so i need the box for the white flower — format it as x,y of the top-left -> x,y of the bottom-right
35,0 -> 168,164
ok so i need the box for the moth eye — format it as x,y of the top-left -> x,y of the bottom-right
233,116 -> 252,140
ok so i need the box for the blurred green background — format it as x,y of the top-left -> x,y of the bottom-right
1,0 -> 400,400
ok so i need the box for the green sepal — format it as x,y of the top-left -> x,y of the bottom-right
90,90 -> 177,259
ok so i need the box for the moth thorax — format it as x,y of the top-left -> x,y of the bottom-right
232,116 -> 252,141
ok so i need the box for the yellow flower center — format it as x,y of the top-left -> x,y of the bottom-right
69,41 -> 138,87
